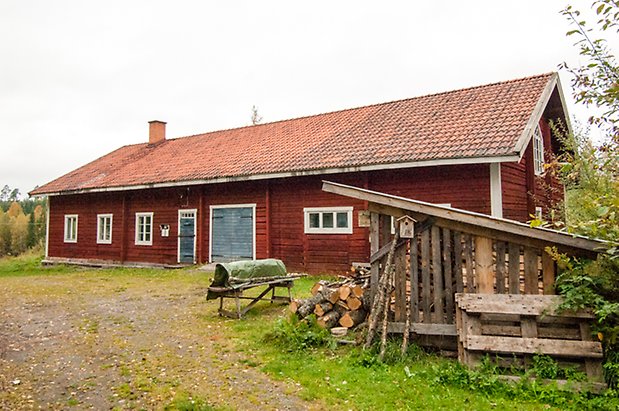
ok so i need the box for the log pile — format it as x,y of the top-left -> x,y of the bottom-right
290,276 -> 370,332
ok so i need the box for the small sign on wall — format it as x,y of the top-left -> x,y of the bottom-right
358,210 -> 370,228
160,224 -> 170,237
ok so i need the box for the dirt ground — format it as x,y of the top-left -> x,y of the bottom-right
0,269 -> 315,410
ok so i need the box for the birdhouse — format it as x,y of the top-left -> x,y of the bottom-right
396,215 -> 416,238
358,210 -> 371,228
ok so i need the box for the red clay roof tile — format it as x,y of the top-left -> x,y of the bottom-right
32,73 -> 556,195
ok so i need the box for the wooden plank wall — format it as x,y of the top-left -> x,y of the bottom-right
376,212 -> 558,330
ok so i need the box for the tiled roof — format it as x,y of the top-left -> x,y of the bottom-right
32,73 -> 556,195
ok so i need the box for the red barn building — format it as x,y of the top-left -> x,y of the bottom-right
31,73 -> 568,273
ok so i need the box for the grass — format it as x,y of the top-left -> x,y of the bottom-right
1,252 -> 618,410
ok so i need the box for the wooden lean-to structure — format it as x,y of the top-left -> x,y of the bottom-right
321,181 -> 607,385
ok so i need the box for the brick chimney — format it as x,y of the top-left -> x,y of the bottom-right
148,120 -> 166,145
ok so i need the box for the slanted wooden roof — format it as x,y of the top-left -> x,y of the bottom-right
32,73 -> 566,196
321,181 -> 605,255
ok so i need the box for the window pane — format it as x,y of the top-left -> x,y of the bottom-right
309,213 -> 320,228
322,212 -> 334,228
336,212 -> 348,228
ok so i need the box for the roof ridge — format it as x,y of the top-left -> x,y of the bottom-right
169,72 -> 555,142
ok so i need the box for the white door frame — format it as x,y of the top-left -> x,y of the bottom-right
177,209 -> 197,263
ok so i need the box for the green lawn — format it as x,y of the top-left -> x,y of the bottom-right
0,253 -> 617,410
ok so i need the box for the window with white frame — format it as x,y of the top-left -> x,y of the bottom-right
97,214 -> 113,244
533,125 -> 545,175
135,212 -> 153,245
304,207 -> 353,234
64,214 -> 78,243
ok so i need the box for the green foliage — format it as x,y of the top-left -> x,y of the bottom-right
263,314 -> 333,351
0,193 -> 46,257
561,1 -> 619,144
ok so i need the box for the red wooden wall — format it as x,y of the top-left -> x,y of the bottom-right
47,139 -> 562,274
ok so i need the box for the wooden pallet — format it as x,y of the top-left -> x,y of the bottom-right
455,293 -> 604,384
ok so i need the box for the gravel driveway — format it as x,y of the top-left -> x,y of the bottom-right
0,269 -> 314,410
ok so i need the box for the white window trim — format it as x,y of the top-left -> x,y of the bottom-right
64,214 -> 78,243
209,204 -> 256,262
97,214 -> 113,244
177,209 -> 197,263
533,125 -> 545,176
304,206 -> 353,234
135,212 -> 154,246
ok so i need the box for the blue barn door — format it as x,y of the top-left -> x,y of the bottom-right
178,210 -> 196,263
210,206 -> 254,262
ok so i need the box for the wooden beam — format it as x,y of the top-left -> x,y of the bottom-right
322,181 -> 604,253
455,293 -> 595,318
465,335 -> 603,358
387,322 -> 458,336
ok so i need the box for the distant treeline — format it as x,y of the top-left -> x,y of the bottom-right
0,185 -> 47,257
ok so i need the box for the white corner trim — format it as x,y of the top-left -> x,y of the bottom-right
490,163 -> 503,218
45,198 -> 50,258
209,204 -> 257,262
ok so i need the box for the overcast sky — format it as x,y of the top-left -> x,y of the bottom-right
1,1 -> 615,196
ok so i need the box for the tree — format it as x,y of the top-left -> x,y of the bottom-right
7,202 -> 23,218
0,209 -> 10,256
251,105 -> 263,125
10,212 -> 28,255
0,185 -> 9,202
561,1 -> 619,146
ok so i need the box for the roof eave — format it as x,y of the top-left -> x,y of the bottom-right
33,154 -> 521,197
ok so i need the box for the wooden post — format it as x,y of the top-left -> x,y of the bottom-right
508,242 -> 521,294
443,228 -> 454,323
542,250 -> 556,295
432,226 -> 444,323
464,234 -> 475,293
453,231 -> 464,293
421,229 -> 431,323
523,247 -> 539,294
495,241 -> 506,294
475,236 -> 494,294
370,212 -> 380,304
410,235 -> 419,323
394,239 -> 408,322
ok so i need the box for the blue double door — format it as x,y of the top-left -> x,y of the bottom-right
210,206 -> 254,262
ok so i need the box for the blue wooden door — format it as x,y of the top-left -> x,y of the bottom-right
178,211 -> 196,263
211,207 -> 254,262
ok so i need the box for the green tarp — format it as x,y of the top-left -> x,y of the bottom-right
208,258 -> 287,292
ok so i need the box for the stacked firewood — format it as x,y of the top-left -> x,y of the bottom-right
289,274 -> 370,331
